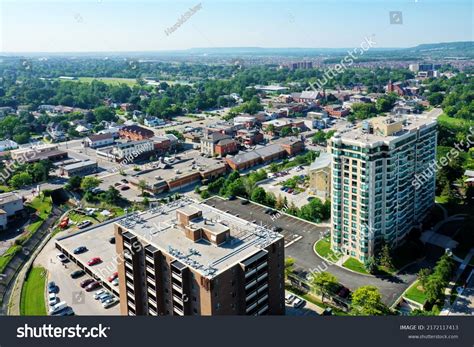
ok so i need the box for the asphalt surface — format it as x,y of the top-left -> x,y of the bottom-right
205,196 -> 420,305
450,272 -> 474,316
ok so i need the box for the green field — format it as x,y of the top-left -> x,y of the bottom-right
26,196 -> 53,233
77,77 -> 138,86
342,257 -> 369,275
404,281 -> 428,305
20,266 -> 47,316
314,238 -> 342,262
438,113 -> 474,128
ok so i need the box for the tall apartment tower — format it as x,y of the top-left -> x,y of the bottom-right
115,198 -> 285,316
328,115 -> 437,262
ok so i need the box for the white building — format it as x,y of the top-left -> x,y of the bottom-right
0,192 -> 24,230
328,115 -> 437,262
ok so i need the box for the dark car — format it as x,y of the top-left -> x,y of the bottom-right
241,199 -> 249,205
70,270 -> 85,279
47,281 -> 58,294
108,237 -> 116,244
228,195 -> 236,200
85,281 -> 101,292
80,278 -> 95,288
73,246 -> 87,254
337,286 -> 350,299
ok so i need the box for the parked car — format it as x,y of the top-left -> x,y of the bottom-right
48,293 -> 59,306
80,278 -> 95,288
53,307 -> 74,316
73,246 -> 88,254
47,281 -> 58,294
337,286 -> 350,299
322,308 -> 333,316
112,278 -> 119,286
88,257 -> 102,266
99,294 -> 113,303
102,298 -> 118,309
121,179 -> 129,183
241,199 -> 249,205
49,301 -> 67,315
56,253 -> 68,263
70,270 -> 85,279
293,298 -> 305,308
108,272 -> 118,282
120,185 -> 130,191
108,237 -> 116,244
85,281 -> 101,292
77,220 -> 92,229
94,290 -> 107,300
285,293 -> 296,304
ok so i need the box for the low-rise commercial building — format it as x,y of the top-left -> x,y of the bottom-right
119,125 -> 155,141
61,160 -> 98,177
85,133 -> 115,149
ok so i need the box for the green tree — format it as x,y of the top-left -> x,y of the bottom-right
379,244 -> 393,269
284,257 -> 295,280
251,187 -> 267,204
80,176 -> 101,192
365,256 -> 378,274
103,186 -> 121,205
10,172 -> 33,188
312,272 -> 338,303
351,286 -> 389,316
417,268 -> 432,289
93,106 -> 116,123
65,175 -> 82,191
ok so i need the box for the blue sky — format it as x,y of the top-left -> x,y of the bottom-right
0,0 -> 472,52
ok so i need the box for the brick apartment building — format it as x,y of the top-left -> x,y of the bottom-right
115,199 -> 285,316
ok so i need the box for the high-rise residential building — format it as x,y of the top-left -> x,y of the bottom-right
328,115 -> 437,262
114,198 -> 285,316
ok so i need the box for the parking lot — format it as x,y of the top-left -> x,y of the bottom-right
34,219 -> 123,315
204,196 -> 325,248
258,168 -> 312,208
285,291 -> 322,316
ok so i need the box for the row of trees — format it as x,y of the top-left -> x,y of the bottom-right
417,254 -> 454,306
3,160 -> 52,189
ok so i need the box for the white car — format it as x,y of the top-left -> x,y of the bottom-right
293,298 -> 305,308
93,290 -> 107,300
285,293 -> 296,304
102,298 -> 117,309
48,293 -> 59,306
112,278 -> 119,286
56,253 -> 68,263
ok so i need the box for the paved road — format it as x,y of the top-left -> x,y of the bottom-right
205,196 -> 419,305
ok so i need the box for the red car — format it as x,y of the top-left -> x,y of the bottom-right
80,278 -> 95,288
88,257 -> 102,266
108,272 -> 118,282
85,281 -> 100,292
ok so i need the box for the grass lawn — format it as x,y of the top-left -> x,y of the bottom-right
0,185 -> 13,192
20,266 -> 47,316
25,196 -> 53,233
438,114 -> 474,128
404,281 -> 428,305
77,77 -> 137,86
314,238 -> 342,262
0,245 -> 22,272
342,257 -> 369,275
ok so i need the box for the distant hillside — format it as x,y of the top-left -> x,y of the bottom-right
404,41 -> 474,58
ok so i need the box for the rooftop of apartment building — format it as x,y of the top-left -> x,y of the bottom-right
332,114 -> 437,148
116,198 -> 283,278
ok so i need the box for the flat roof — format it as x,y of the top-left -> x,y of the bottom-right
130,151 -> 226,183
63,160 -> 97,171
116,198 -> 283,278
333,114 -> 437,148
